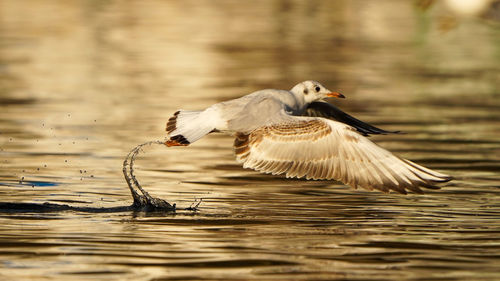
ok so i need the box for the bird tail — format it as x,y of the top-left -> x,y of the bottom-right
165,110 -> 215,146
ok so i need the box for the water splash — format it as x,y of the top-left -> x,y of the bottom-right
122,140 -> 203,212
122,140 -> 176,211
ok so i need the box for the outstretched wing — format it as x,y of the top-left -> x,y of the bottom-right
234,117 -> 451,194
304,101 -> 399,136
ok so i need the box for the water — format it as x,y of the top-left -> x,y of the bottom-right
1,0 -> 499,280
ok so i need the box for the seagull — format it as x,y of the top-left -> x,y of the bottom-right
165,81 -> 451,194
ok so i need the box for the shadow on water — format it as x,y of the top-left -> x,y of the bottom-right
0,199 -> 202,214
0,201 -> 135,213
0,198 -> 203,214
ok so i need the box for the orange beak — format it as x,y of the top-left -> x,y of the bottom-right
326,92 -> 345,98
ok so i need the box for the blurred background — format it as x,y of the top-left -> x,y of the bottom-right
0,0 -> 499,280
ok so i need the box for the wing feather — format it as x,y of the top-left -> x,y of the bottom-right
234,117 -> 451,194
304,101 -> 400,136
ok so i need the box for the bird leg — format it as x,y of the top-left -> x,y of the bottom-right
165,140 -> 189,147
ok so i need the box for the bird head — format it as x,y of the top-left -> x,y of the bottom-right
290,80 -> 344,104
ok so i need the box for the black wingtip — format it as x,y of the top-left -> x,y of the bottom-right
305,102 -> 406,137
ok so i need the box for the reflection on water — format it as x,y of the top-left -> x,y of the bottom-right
0,0 -> 499,280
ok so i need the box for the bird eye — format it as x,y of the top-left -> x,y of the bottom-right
315,86 -> 321,92
303,89 -> 309,94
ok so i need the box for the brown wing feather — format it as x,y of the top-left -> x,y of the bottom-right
234,117 -> 451,194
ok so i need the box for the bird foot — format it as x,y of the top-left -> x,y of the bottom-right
165,140 -> 189,147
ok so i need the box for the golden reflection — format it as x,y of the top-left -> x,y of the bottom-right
0,1 -> 499,280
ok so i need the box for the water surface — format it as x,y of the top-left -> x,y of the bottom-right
0,0 -> 499,280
